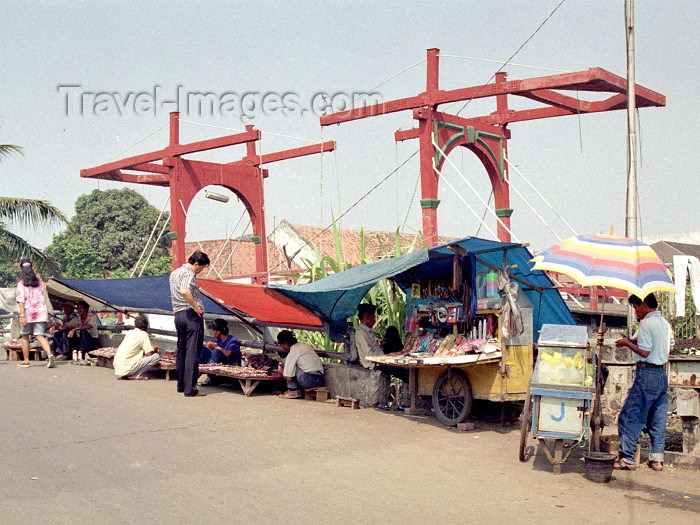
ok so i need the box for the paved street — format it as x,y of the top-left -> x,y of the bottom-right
1,358 -> 699,524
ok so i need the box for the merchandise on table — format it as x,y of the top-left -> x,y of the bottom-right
198,363 -> 280,378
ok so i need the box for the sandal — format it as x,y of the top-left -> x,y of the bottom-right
613,458 -> 637,471
17,362 -> 31,368
278,390 -> 301,399
647,460 -> 663,471
128,375 -> 149,380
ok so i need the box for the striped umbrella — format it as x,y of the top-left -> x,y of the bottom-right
531,233 -> 675,297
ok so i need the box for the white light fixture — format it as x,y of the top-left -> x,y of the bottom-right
205,190 -> 229,203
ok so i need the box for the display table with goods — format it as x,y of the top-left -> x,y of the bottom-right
89,349 -> 178,379
518,324 -> 595,474
198,361 -> 284,396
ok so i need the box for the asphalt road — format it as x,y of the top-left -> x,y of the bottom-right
1,358 -> 699,524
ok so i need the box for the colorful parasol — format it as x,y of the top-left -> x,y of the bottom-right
531,233 -> 675,297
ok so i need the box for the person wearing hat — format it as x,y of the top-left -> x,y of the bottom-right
356,303 -> 408,383
276,330 -> 325,399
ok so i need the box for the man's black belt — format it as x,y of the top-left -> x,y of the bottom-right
636,362 -> 664,368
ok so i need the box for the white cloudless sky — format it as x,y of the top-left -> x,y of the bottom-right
2,0 -> 698,254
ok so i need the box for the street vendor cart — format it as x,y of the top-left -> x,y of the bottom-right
519,324 -> 595,474
366,302 -> 535,426
271,237 -> 577,426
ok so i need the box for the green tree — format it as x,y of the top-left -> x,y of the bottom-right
44,234 -> 103,278
0,142 -> 68,277
46,188 -> 171,278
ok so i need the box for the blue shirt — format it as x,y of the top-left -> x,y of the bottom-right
636,311 -> 674,365
218,335 -> 241,355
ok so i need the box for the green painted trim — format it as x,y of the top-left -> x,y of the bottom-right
420,198 -> 441,209
496,208 -> 514,217
476,137 -> 504,180
166,231 -> 178,240
433,120 -> 465,168
475,129 -> 502,140
250,235 -> 262,243
466,126 -> 505,180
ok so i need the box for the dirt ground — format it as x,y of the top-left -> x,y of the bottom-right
1,358 -> 699,524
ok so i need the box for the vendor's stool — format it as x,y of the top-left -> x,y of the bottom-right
304,387 -> 329,402
336,396 -> 360,409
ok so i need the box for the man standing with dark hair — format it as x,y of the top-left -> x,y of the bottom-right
170,250 -> 210,397
614,293 -> 674,471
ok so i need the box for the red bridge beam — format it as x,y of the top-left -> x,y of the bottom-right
81,129 -> 260,179
321,67 -> 665,127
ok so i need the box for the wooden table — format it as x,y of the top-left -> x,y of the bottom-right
4,342 -> 43,361
198,364 -> 285,396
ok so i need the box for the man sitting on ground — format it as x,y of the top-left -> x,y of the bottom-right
199,318 -> 242,385
49,302 -> 78,360
114,315 -> 160,380
66,300 -> 100,361
277,330 -> 325,399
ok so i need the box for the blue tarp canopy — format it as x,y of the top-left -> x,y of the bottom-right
270,237 -> 575,338
47,276 -> 233,317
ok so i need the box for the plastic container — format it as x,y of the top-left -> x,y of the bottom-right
485,270 -> 499,298
533,346 -> 586,385
583,452 -> 616,483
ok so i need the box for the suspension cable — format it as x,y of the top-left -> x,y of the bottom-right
131,196 -> 170,278
504,157 -> 578,236
205,207 -> 247,278
432,138 -> 518,242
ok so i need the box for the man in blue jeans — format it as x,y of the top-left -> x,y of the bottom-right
276,330 -> 325,399
614,293 -> 674,471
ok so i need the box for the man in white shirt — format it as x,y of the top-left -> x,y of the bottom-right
277,330 -> 325,399
114,315 -> 160,380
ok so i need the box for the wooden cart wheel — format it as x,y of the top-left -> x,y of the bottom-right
432,369 -> 472,427
519,390 -> 532,462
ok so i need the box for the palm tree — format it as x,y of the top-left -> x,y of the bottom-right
1,143 -> 68,271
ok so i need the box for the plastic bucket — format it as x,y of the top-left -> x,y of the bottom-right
583,452 -> 616,483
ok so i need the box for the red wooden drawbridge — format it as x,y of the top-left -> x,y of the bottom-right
320,48 -> 665,246
81,113 -> 334,282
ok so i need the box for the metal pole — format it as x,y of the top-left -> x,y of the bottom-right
625,0 -> 638,333
624,0 -> 637,240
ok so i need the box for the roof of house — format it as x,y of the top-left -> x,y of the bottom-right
186,221 -> 457,281
650,241 -> 700,265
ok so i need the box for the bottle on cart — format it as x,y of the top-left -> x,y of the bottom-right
72,350 -> 78,363
241,352 -> 248,367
